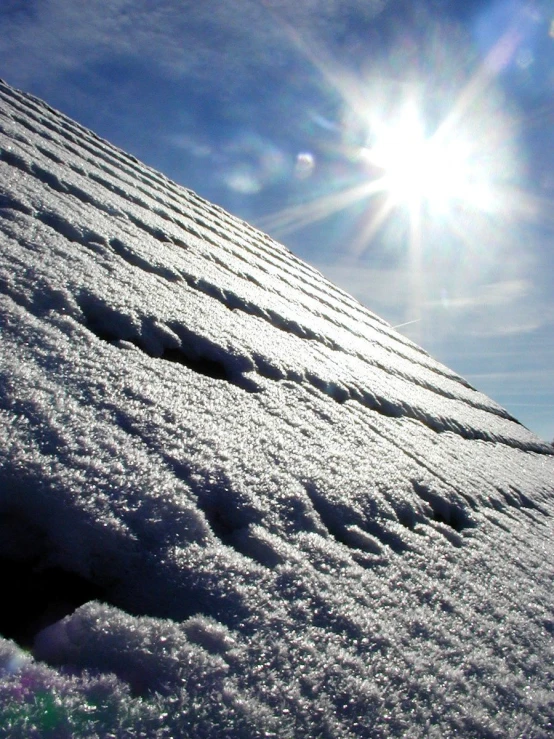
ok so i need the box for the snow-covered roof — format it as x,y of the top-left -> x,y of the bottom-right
0,78 -> 553,738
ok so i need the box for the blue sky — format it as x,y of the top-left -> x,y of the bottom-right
0,0 -> 552,441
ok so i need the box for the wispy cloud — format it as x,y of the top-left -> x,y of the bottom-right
321,261 -> 553,341
425,279 -> 531,310
0,0 -> 387,92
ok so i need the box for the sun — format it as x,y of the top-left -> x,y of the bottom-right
256,25 -> 526,264
359,102 -> 478,214
258,85 -> 506,247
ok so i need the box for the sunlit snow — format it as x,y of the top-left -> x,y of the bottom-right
0,79 -> 553,738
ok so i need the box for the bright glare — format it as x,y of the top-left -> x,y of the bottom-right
361,104 -> 478,212
258,61 -> 519,255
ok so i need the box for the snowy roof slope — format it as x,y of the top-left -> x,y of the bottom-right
0,78 -> 553,738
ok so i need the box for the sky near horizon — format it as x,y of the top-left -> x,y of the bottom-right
0,0 -> 552,441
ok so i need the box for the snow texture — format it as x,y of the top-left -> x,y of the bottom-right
0,78 -> 553,738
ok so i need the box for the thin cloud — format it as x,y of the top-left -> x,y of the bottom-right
321,267 -> 551,340
0,0 -> 388,91
425,279 -> 531,311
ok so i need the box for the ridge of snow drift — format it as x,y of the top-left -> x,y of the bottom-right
0,78 -> 553,738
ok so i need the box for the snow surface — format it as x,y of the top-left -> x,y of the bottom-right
0,78 -> 553,738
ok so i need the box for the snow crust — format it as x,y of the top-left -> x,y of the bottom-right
0,78 -> 553,737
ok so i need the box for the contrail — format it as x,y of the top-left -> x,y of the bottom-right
392,318 -> 421,329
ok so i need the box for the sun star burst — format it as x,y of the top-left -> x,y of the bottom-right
360,103 -> 480,215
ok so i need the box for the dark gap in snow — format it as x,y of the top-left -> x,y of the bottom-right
166,321 -> 261,393
36,211 -> 107,253
503,486 -> 548,515
165,463 -> 283,567
304,484 -> 407,555
253,354 -> 287,381
35,143 -> 64,164
0,553 -> 106,650
109,237 -> 181,282
309,376 -> 350,405
0,144 -> 30,172
412,482 -> 475,533
161,346 -> 229,381
518,493 -> 546,512
0,191 -> 32,216
77,294 -> 261,392
395,503 -> 419,531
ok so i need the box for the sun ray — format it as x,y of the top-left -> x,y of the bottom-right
257,178 -> 388,237
348,194 -> 397,258
435,27 -> 522,143
260,2 -> 371,123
